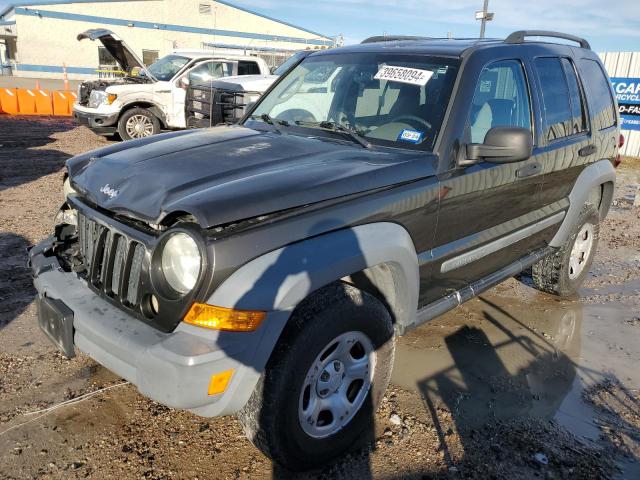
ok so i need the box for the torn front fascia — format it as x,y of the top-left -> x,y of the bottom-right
51,223 -> 86,274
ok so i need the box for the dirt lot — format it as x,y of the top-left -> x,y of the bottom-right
1,116 -> 639,479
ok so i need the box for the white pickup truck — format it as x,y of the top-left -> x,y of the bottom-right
72,29 -> 270,140
185,50 -> 313,127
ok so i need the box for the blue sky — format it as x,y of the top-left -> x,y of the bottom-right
1,0 -> 639,52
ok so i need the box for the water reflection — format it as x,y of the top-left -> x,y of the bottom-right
394,297 -> 580,425
392,288 -> 639,455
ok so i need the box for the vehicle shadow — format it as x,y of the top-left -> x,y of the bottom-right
401,295 -> 638,478
0,232 -> 36,330
217,220 -> 392,478
0,116 -> 75,191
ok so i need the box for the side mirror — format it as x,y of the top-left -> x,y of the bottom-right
462,127 -> 532,165
179,76 -> 190,89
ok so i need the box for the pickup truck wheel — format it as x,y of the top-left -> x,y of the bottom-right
117,108 -> 160,140
532,203 -> 600,296
238,283 -> 394,471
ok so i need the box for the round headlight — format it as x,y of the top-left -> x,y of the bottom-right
161,232 -> 201,294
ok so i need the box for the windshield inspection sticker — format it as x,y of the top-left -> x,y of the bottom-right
398,129 -> 424,144
374,65 -> 434,86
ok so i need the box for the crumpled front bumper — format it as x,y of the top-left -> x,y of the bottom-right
28,236 -> 280,417
72,105 -> 119,135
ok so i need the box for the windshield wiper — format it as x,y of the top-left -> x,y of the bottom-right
249,113 -> 289,134
295,120 -> 371,149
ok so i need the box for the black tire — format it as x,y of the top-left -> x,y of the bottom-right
532,202 -> 600,296
237,283 -> 395,471
117,107 -> 161,141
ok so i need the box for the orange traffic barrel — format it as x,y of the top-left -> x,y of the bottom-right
0,88 -> 19,114
53,90 -> 74,116
34,89 -> 54,115
17,88 -> 37,115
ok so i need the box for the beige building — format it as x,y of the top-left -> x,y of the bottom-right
0,0 -> 334,79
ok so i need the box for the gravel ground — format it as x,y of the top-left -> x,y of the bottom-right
0,116 -> 639,479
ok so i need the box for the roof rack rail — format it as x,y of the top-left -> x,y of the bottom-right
505,30 -> 590,50
361,35 -> 433,44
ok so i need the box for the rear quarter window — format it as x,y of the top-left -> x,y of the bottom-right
578,59 -> 617,131
238,61 -> 261,75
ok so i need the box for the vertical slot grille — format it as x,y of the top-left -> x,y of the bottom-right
77,213 -> 146,310
111,235 -> 127,296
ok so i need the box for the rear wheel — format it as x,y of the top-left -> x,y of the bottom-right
532,202 -> 600,296
117,107 -> 160,140
238,283 -> 394,471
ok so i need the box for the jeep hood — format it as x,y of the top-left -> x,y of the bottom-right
77,29 -> 155,80
66,126 -> 437,228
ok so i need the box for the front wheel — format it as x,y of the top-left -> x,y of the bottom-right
238,283 -> 395,471
117,107 -> 160,140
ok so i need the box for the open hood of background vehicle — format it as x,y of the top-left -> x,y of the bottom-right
77,29 -> 156,81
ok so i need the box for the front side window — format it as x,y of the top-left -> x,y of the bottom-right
535,57 -> 575,141
248,53 -> 459,150
188,61 -> 231,86
147,54 -> 190,81
468,60 -> 532,144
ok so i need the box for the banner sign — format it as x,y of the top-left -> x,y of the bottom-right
611,77 -> 640,131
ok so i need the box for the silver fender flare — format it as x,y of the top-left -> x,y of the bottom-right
549,160 -> 615,247
181,222 -> 419,416
209,222 -> 420,327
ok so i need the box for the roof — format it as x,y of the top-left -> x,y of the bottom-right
316,35 -> 590,58
171,50 -> 265,61
321,38 -> 505,57
0,0 -> 333,41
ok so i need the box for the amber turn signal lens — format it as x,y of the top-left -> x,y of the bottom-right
183,303 -> 265,332
106,93 -> 118,104
208,369 -> 233,396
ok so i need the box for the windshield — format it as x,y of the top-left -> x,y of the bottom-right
273,51 -> 307,76
147,54 -> 190,81
249,53 -> 459,150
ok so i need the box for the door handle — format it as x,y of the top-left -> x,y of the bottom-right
516,161 -> 541,178
578,144 -> 597,157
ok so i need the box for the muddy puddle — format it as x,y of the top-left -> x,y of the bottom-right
392,282 -> 640,477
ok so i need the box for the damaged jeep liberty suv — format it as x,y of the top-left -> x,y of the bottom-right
30,31 -> 621,470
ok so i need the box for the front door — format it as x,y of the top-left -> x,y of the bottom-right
169,60 -> 237,128
423,59 -> 550,304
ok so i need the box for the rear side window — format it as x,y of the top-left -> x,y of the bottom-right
468,60 -> 532,144
238,61 -> 260,75
535,57 -> 574,141
561,58 -> 587,135
578,59 -> 617,130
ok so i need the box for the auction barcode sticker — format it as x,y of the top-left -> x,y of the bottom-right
374,65 -> 434,86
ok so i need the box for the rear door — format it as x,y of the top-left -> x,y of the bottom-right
535,55 -> 618,211
424,58 -> 550,304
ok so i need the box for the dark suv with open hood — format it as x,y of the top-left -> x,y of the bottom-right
30,31 -> 621,470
